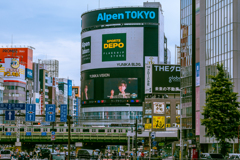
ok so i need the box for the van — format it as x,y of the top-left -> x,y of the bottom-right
77,149 -> 93,160
228,153 -> 240,159
0,150 -> 11,160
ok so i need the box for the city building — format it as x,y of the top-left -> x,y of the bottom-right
175,45 -> 181,65
39,64 -> 49,115
180,0 -> 238,154
32,62 -> 41,115
38,59 -> 59,77
0,77 -> 3,123
80,2 -> 166,126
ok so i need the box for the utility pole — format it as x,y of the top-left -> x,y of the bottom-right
52,122 -> 54,153
67,115 -> 71,160
135,118 -> 137,159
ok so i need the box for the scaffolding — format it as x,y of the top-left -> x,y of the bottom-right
38,59 -> 59,77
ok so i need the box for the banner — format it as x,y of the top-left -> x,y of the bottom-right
81,36 -> 91,64
145,65 -> 152,93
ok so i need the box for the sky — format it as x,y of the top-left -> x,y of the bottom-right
0,0 -> 180,86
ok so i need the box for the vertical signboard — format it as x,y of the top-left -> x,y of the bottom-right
195,111 -> 200,135
60,104 -> 67,122
26,104 -> 36,121
68,80 -> 72,96
196,87 -> 200,111
196,62 -> 200,86
45,104 -> 56,122
81,36 -> 91,64
145,65 -> 152,93
102,33 -> 126,62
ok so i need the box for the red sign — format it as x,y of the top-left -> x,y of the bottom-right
51,135 -> 55,141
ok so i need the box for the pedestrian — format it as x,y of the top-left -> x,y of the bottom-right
119,151 -> 121,159
141,151 -> 144,160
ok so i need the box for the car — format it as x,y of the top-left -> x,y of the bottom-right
50,153 -> 66,160
207,153 -> 224,159
0,150 -> 11,160
200,153 -> 210,159
229,154 -> 240,159
77,149 -> 93,160
38,148 -> 51,159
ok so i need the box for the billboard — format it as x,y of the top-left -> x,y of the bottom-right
81,8 -> 158,30
153,102 -> 164,114
81,67 -> 143,106
0,57 -> 26,84
153,116 -> 165,129
145,65 -> 152,93
151,65 -> 180,93
81,36 -> 91,64
72,86 -> 80,97
102,33 -> 126,61
104,78 -> 138,99
81,27 -> 143,71
0,48 -> 33,70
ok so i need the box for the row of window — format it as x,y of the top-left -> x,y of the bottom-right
4,86 -> 25,91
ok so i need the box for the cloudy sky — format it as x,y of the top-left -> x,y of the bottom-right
0,0 -> 180,86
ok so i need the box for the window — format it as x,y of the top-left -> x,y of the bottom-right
119,129 -> 122,133
34,128 -> 40,132
92,129 -> 96,132
107,129 -> 111,133
98,129 -> 105,133
83,129 -> 89,132
43,128 -> 48,132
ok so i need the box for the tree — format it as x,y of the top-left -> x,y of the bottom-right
201,63 -> 240,156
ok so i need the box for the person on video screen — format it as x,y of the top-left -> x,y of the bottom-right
82,84 -> 89,100
117,80 -> 130,98
110,89 -> 114,99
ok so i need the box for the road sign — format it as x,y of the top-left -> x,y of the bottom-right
151,131 -> 156,139
5,111 -> 15,121
41,132 -> 47,136
152,141 -> 157,146
26,104 -> 36,121
158,142 -> 165,146
41,122 -> 50,125
51,135 -> 55,141
51,131 -> 55,135
60,104 -> 67,122
46,104 -> 56,122
6,132 -> 11,136
0,103 -> 25,110
26,132 -> 31,136
142,140 -> 144,143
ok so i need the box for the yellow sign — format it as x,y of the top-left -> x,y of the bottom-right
4,71 -> 20,77
153,116 -> 165,129
166,124 -> 171,128
11,58 -> 19,69
145,123 -> 152,130
152,147 -> 157,150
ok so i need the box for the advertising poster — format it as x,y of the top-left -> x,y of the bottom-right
104,78 -> 138,99
102,33 -> 126,61
196,87 -> 200,111
153,116 -> 165,129
196,62 -> 200,86
166,103 -> 171,115
152,65 -> 180,93
81,79 -> 94,100
153,102 -> 164,114
81,36 -> 91,64
196,111 -> 200,135
145,123 -> 152,130
145,65 -> 152,94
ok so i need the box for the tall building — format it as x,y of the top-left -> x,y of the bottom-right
38,59 -> 59,77
80,2 -> 165,126
175,45 -> 180,65
180,0 -> 238,154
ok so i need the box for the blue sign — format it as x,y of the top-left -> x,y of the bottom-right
26,104 -> 36,122
196,62 -> 200,86
41,132 -> 47,136
68,80 -> 72,96
5,111 -> 15,121
60,104 -> 67,122
142,140 -> 144,143
45,104 -> 55,122
51,131 -> 55,135
25,68 -> 33,79
41,122 -> 50,125
152,141 -> 157,146
26,132 -> 31,136
0,103 -> 26,110
6,132 -> 11,136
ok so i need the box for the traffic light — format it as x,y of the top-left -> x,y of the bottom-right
137,128 -> 142,134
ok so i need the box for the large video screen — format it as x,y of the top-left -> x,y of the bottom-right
104,78 -> 138,99
81,79 -> 94,100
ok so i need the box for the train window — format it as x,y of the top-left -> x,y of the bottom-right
5,128 -> 8,131
92,129 -> 96,132
0,128 -> 2,131
59,128 -> 64,132
10,128 -> 14,132
20,128 -> 24,132
34,128 -> 40,132
50,129 -> 57,132
107,129 -> 111,133
114,129 -> 116,133
119,129 -> 122,133
83,129 -> 89,132
71,129 -> 74,132
99,129 -> 105,133
76,129 -> 80,132
43,128 -> 48,132
27,128 -> 31,132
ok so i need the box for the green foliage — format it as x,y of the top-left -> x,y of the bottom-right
201,63 -> 240,156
